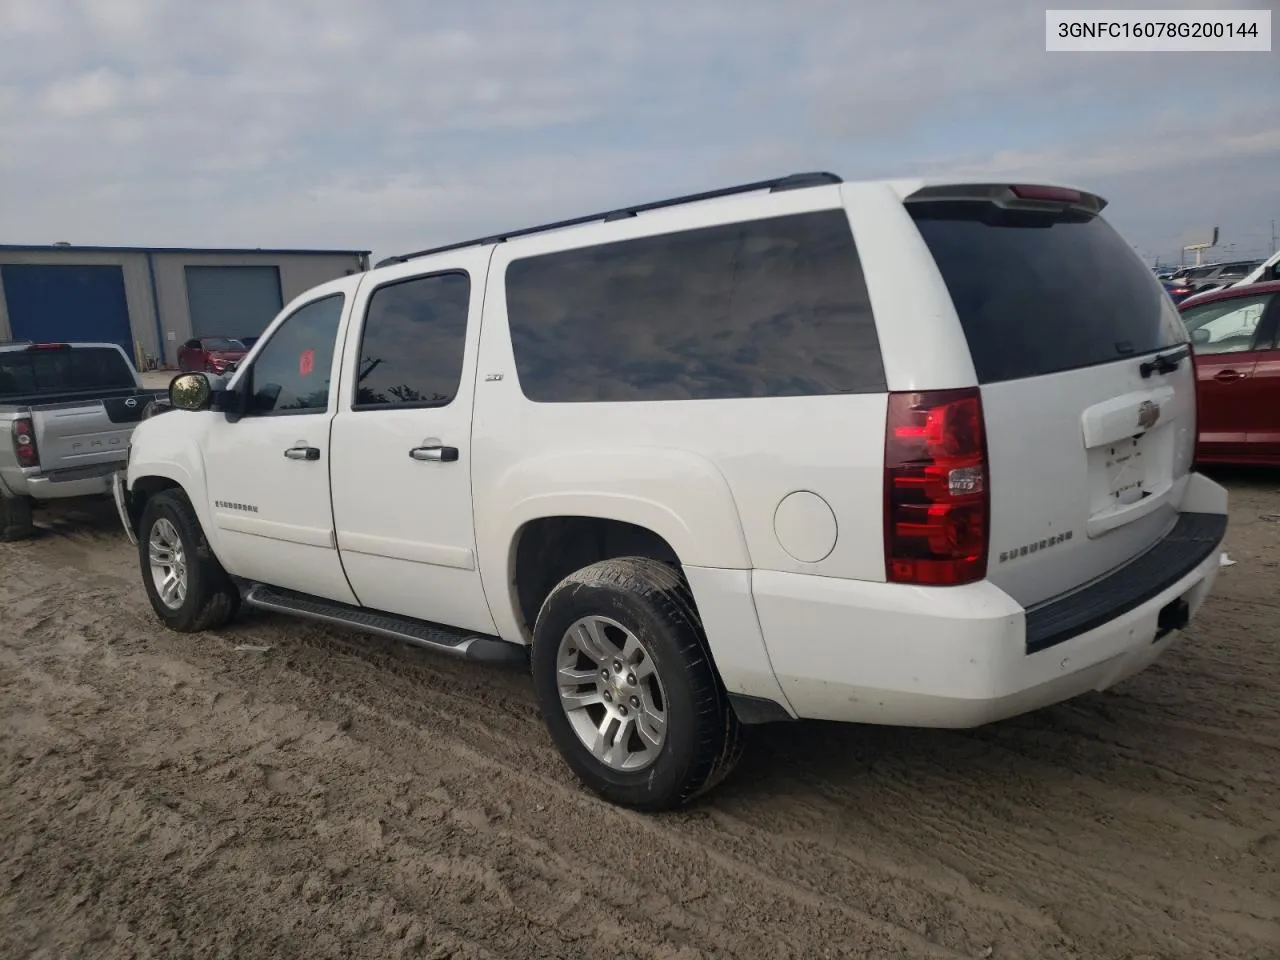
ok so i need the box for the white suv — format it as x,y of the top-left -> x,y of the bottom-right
115,172 -> 1229,810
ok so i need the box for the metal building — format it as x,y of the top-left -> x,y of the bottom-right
0,244 -> 371,368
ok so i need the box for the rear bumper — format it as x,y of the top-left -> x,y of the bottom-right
14,464 -> 120,501
753,502 -> 1227,727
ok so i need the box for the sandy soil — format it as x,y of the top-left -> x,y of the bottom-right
2,474 -> 1279,960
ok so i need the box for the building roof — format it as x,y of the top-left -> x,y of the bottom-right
0,243 -> 371,257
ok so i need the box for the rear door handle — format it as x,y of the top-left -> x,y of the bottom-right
409,445 -> 459,462
284,445 -> 321,461
1213,369 -> 1247,382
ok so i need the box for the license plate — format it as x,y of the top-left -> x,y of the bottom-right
1105,436 -> 1146,505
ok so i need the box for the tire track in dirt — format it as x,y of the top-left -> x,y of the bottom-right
3,490 -> 1280,959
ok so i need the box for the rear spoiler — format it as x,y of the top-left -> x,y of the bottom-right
904,183 -> 1107,217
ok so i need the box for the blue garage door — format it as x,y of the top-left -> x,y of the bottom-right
1,264 -> 135,361
185,266 -> 283,342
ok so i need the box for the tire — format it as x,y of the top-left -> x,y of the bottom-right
0,491 -> 35,542
138,488 -> 240,632
531,556 -> 743,811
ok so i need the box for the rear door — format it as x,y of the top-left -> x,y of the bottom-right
328,249 -> 497,635
1180,290 -> 1276,461
903,184 -> 1195,609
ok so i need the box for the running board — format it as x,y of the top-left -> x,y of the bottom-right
241,584 -> 527,666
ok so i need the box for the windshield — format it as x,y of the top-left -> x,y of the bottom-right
0,347 -> 136,399
202,337 -> 246,352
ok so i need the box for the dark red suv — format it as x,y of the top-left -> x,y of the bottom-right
177,336 -> 248,375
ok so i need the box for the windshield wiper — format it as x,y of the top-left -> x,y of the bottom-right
1139,345 -> 1190,379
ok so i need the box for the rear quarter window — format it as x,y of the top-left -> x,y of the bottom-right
504,209 -> 886,402
909,203 -> 1185,383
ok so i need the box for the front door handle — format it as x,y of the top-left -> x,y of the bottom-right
1213,369 -> 1247,383
409,445 -> 459,463
284,445 -> 321,461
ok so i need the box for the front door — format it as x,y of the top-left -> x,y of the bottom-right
1242,295 -> 1280,460
202,287 -> 358,604
1184,291 -> 1274,461
328,251 -> 496,635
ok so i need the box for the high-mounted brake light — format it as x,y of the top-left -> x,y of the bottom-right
1009,184 -> 1082,204
12,416 -> 39,468
883,388 -> 989,586
26,342 -> 71,351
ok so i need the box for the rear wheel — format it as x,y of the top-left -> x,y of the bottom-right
530,557 -> 742,810
138,488 -> 240,632
0,491 -> 35,542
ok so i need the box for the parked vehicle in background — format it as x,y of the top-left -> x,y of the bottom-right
1163,279 -> 1196,303
177,336 -> 248,375
239,336 -> 261,351
1181,280 -> 1280,466
0,341 -> 166,540
1231,250 -> 1280,288
1170,260 -> 1262,296
115,172 -> 1228,810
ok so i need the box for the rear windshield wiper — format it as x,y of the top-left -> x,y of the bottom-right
1139,344 -> 1190,379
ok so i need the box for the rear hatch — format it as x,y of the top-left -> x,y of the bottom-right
905,184 -> 1196,609
1,346 -> 148,474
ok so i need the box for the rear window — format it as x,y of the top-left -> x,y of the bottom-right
504,209 -> 886,402
909,203 -> 1185,383
0,347 -> 136,400
202,337 -> 246,352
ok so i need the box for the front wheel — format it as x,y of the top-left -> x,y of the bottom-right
138,488 -> 240,632
531,557 -> 742,811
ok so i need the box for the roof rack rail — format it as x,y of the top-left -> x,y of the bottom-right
375,170 -> 842,268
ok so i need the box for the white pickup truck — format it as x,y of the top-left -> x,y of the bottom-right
1,340 -> 166,540
115,172 -> 1229,810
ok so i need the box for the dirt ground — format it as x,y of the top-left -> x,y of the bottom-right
2,474 -> 1278,960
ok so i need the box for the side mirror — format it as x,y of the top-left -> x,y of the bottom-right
1191,328 -> 1211,345
169,372 -> 214,411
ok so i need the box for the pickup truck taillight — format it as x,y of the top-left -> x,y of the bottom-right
883,388 -> 989,586
12,416 -> 39,468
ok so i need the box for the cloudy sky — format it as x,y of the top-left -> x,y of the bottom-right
1,0 -> 1277,266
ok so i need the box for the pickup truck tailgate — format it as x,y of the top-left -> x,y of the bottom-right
31,394 -> 157,472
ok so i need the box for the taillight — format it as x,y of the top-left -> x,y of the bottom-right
12,417 -> 39,468
1009,184 -> 1082,204
883,388 -> 989,586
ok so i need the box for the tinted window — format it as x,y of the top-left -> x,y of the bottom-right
1182,294 -> 1273,356
0,346 -> 135,400
202,337 -> 246,351
246,294 -> 344,415
354,272 -> 470,408
909,204 -> 1184,383
505,210 -> 885,403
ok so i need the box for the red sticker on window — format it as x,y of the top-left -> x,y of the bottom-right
299,349 -> 315,376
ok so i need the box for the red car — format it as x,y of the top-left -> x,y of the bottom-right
177,336 -> 248,375
1180,280 -> 1280,466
